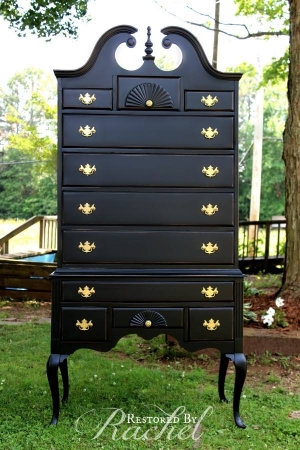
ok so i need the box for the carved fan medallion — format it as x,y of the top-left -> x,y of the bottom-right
130,310 -> 167,327
125,83 -> 173,108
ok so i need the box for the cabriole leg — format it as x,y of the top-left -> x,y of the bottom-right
46,354 -> 60,425
218,353 -> 230,403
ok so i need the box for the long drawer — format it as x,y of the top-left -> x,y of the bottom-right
62,192 -> 234,225
63,115 -> 234,149
62,153 -> 235,187
62,230 -> 235,264
62,280 -> 234,302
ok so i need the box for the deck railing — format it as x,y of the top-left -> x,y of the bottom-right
239,219 -> 286,273
0,215 -> 57,255
0,216 -> 287,272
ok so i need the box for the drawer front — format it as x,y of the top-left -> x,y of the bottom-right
62,89 -> 112,109
185,91 -> 234,111
118,76 -> 180,110
62,281 -> 234,302
62,192 -> 234,226
63,115 -> 234,149
189,307 -> 233,340
113,308 -> 183,328
61,307 -> 107,341
62,230 -> 235,265
62,153 -> 235,188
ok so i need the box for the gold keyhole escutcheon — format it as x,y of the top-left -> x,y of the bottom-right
78,241 -> 96,253
78,203 -> 96,215
201,242 -> 218,254
203,319 -> 220,331
201,127 -> 218,139
202,165 -> 219,178
79,164 -> 96,176
78,286 -> 95,298
79,125 -> 96,137
201,204 -> 218,216
201,286 -> 219,298
201,95 -> 218,107
76,319 -> 93,331
79,93 -> 96,105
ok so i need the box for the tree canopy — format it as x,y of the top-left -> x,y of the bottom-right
0,0 -> 90,38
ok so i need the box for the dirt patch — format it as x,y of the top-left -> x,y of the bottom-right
0,300 -> 51,323
244,289 -> 300,331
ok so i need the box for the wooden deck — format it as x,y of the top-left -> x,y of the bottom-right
0,257 -> 55,300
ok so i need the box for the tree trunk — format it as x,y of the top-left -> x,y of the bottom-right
281,0 -> 300,298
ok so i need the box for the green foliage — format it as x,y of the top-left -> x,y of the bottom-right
235,62 -> 287,220
0,149 -> 57,219
234,0 -> 289,28
243,302 -> 258,322
0,68 -> 57,219
263,48 -> 289,85
0,0 -> 90,38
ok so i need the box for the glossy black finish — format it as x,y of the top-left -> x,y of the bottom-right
47,25 -> 246,428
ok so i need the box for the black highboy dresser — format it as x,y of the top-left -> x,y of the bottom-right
47,25 -> 247,428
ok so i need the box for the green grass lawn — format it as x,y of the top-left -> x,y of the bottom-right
0,323 -> 299,450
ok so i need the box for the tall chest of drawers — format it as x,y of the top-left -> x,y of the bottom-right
47,25 -> 247,428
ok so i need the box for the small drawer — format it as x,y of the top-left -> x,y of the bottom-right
62,281 -> 234,303
61,307 -> 107,341
62,89 -> 112,109
189,308 -> 233,340
185,91 -> 234,111
113,308 -> 183,328
62,153 -> 235,188
62,191 -> 234,226
118,77 -> 180,110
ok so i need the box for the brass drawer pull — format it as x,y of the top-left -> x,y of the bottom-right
203,319 -> 220,331
78,203 -> 96,215
79,93 -> 96,105
79,164 -> 96,176
201,204 -> 218,216
201,286 -> 219,298
201,127 -> 218,139
76,318 -> 93,331
78,286 -> 95,298
79,125 -> 96,137
201,242 -> 218,254
145,320 -> 152,327
201,95 -> 218,107
78,241 -> 96,253
202,165 -> 219,178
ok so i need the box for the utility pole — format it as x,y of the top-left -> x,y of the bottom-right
249,66 -> 264,252
212,0 -> 220,68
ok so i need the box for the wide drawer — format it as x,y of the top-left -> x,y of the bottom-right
62,192 -> 234,226
61,307 -> 107,341
189,307 -> 233,340
62,115 -> 234,149
62,281 -> 234,302
185,91 -> 234,111
113,308 -> 183,328
62,230 -> 235,265
62,153 -> 235,187
62,89 -> 112,109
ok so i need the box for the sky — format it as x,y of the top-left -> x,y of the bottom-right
0,0 -> 289,87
